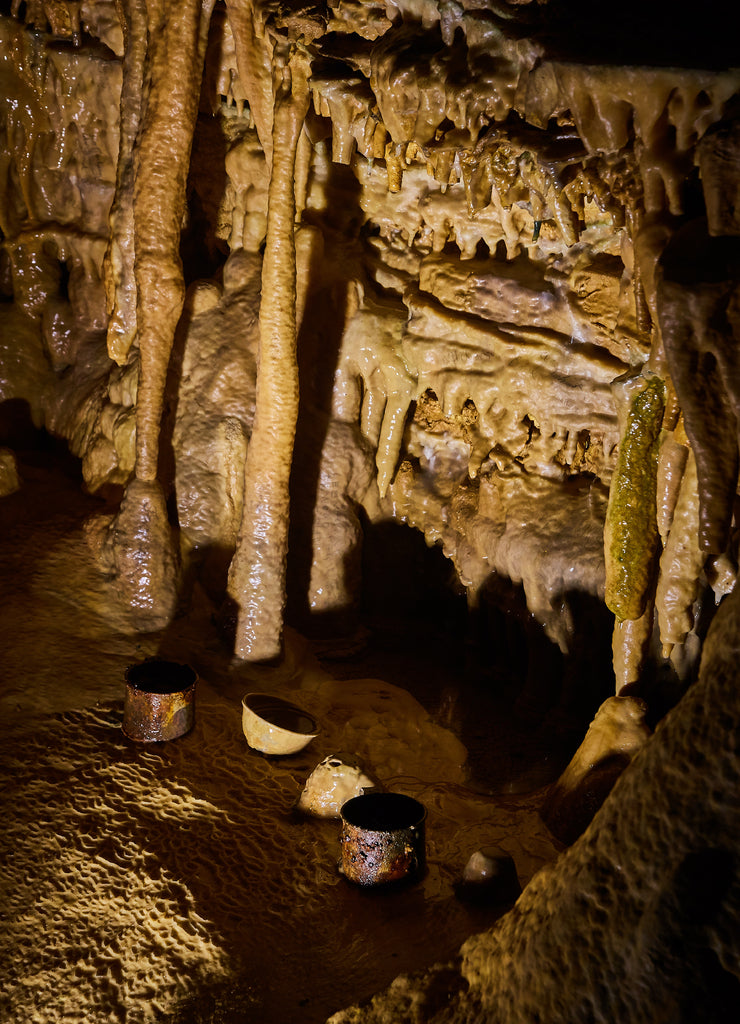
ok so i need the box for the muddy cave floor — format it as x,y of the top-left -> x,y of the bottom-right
0,443 -> 601,1024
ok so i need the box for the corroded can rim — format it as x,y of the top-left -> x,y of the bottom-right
341,792 -> 426,832
125,657 -> 198,695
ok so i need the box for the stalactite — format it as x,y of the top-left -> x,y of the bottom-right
605,364 -> 668,686
384,140 -> 403,193
604,373 -> 665,621
103,0 -> 147,367
656,416 -> 689,542
133,0 -> 214,483
627,207 -> 652,336
612,607 -> 654,693
225,0 -> 276,169
655,447 -> 704,657
227,50 -> 311,662
658,222 -> 740,555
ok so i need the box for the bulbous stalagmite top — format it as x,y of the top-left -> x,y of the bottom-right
109,477 -> 180,631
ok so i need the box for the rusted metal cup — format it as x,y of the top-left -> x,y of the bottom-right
122,658 -> 197,742
340,792 -> 426,886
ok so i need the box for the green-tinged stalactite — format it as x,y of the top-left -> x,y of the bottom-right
605,375 -> 666,621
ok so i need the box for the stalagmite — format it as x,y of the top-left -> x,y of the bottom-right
541,694 -> 651,844
227,51 -> 311,662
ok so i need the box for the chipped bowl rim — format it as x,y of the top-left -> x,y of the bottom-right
241,692 -> 318,755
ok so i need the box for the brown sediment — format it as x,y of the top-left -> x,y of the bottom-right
0,478 -> 559,1022
0,683 -> 559,1023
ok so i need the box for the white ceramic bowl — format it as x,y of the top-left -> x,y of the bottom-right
241,693 -> 318,755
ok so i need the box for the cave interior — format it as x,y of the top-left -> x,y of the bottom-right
1,1 -> 740,1022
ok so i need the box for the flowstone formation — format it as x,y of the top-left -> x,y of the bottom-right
1,0 -> 739,1019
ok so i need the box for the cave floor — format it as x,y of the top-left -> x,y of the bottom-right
0,446 -> 566,1024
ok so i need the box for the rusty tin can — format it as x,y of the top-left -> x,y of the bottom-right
122,659 -> 197,742
340,792 -> 426,886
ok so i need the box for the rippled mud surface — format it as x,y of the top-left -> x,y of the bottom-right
0,450 -> 562,1024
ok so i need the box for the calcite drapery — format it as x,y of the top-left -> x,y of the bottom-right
225,0 -> 276,168
4,1 -> 738,677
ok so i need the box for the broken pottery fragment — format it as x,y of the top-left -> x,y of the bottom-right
298,753 -> 379,818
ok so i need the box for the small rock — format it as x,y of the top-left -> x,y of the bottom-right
0,448 -> 20,496
455,846 -> 521,905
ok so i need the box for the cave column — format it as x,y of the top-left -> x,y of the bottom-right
107,0 -> 215,631
226,50 -> 311,662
